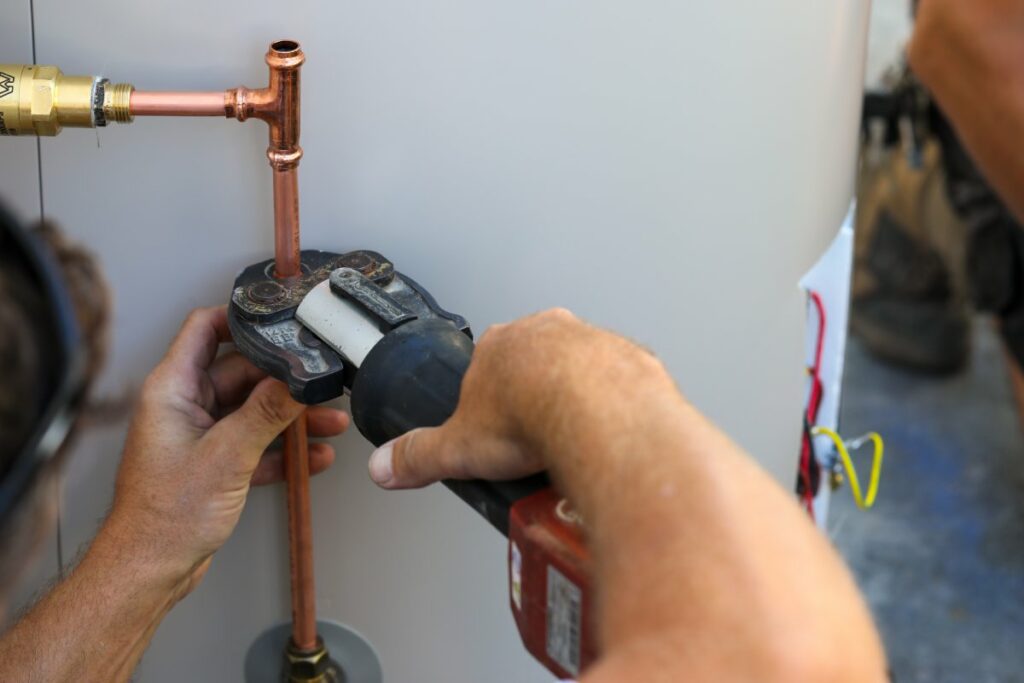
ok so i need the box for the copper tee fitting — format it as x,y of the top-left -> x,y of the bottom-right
225,40 -> 305,278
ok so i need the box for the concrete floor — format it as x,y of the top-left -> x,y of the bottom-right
831,322 -> 1024,682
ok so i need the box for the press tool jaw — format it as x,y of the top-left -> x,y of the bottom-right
228,249 -> 475,444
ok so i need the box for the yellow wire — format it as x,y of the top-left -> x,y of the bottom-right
811,427 -> 884,510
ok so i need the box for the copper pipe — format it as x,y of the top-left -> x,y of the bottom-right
272,166 -> 302,279
225,40 -> 305,278
115,40 -> 317,654
130,91 -> 229,117
255,42 -> 317,653
284,416 -> 318,651
256,41 -> 316,653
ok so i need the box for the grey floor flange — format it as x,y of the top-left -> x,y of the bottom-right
244,620 -> 382,682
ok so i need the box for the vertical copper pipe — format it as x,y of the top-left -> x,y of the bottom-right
121,40 -> 318,656
283,417 -> 318,651
259,41 -> 318,654
272,166 -> 302,278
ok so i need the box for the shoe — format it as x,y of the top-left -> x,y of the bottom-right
852,119 -> 970,374
933,108 -> 1024,370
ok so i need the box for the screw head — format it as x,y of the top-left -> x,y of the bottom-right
248,280 -> 286,304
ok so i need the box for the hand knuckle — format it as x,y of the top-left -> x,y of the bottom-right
185,308 -> 206,326
254,392 -> 288,425
140,370 -> 169,403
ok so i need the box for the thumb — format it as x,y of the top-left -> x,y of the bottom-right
368,426 -> 466,490
208,378 -> 306,471
368,423 -> 540,490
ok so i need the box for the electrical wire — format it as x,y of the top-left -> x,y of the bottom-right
811,427 -> 885,509
797,291 -> 827,518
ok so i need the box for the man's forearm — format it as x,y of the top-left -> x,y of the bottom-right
911,0 -> 1024,223
369,310 -> 887,679
540,354 -> 887,682
0,514 -> 185,682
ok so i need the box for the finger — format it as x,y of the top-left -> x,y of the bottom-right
251,442 -> 336,487
208,352 -> 267,409
216,404 -> 350,438
370,421 -> 544,490
306,407 -> 350,437
367,427 -> 445,489
164,306 -> 232,374
206,378 -> 306,474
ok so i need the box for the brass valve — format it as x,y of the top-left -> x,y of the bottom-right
0,64 -> 133,136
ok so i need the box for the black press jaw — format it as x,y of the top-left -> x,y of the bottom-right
227,249 -> 470,405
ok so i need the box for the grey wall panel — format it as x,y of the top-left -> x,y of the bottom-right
28,1 -> 869,680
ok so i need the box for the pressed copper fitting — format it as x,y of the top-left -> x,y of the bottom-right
227,39 -> 305,278
225,40 -> 304,163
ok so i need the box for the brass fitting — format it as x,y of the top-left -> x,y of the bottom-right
283,637 -> 340,683
0,64 -> 133,136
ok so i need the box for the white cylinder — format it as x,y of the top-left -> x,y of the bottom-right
296,279 -> 386,369
8,2 -> 871,681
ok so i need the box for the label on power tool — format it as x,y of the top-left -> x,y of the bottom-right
546,565 -> 582,676
510,542 -> 523,611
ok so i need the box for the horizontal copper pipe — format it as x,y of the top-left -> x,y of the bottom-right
130,91 -> 228,117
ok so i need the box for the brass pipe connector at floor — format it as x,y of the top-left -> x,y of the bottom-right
284,637 -> 341,683
0,64 -> 133,136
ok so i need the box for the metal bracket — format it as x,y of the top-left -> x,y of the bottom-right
329,267 -> 417,333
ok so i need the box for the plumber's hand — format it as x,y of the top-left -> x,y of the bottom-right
365,308 -> 670,491
103,306 -> 349,598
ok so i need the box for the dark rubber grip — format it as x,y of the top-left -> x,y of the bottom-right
351,318 -> 473,445
350,318 -> 548,535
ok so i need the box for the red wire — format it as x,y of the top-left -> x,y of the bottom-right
799,291 -> 827,518
809,293 -> 826,378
